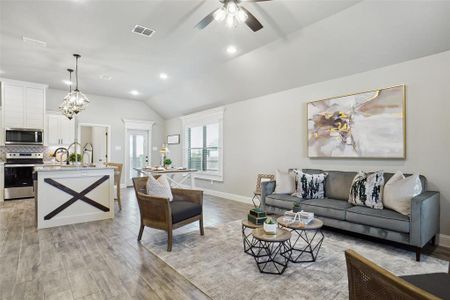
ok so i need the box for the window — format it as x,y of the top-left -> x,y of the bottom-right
181,107 -> 224,181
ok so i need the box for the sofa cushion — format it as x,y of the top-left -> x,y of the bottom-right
265,194 -> 299,210
170,200 -> 202,224
346,206 -> 410,233
303,169 -> 356,201
301,198 -> 352,220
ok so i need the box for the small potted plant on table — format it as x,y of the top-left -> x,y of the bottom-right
163,158 -> 172,169
263,217 -> 277,235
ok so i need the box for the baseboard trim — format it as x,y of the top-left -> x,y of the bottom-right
199,188 -> 253,205
438,234 -> 450,248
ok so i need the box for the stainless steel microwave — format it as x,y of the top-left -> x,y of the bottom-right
5,128 -> 44,145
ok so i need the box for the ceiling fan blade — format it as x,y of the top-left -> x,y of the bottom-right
240,7 -> 263,32
195,9 -> 218,30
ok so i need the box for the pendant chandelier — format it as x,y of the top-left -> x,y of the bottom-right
59,68 -> 75,120
60,54 -> 89,119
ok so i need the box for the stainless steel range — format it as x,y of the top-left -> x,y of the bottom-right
4,152 -> 44,200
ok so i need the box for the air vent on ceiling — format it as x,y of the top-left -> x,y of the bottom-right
132,25 -> 155,37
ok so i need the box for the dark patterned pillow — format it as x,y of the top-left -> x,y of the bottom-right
349,171 -> 384,209
292,170 -> 327,199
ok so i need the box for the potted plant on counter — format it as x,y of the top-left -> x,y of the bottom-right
69,153 -> 82,165
164,158 -> 172,169
263,217 -> 277,235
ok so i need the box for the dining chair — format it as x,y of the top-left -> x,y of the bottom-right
106,162 -> 123,210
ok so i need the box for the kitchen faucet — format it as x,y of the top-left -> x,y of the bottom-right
82,143 -> 94,164
53,147 -> 69,165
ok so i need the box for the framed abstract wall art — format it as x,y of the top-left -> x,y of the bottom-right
307,85 -> 406,159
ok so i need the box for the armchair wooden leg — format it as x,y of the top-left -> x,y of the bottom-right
167,230 -> 173,252
199,215 -> 204,236
117,185 -> 122,210
138,224 -> 144,241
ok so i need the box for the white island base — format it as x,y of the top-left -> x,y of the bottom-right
35,167 -> 115,229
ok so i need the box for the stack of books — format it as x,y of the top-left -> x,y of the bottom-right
247,208 -> 267,225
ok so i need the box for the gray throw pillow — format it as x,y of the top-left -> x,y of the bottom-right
349,171 -> 384,209
292,170 -> 327,199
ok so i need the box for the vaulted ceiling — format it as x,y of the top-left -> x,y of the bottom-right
1,0 -> 449,119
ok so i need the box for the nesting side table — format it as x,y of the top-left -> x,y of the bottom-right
252,228 -> 292,275
277,217 -> 324,263
241,219 -> 263,256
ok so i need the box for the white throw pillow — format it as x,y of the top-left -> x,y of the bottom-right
274,170 -> 296,194
383,171 -> 422,216
146,174 -> 173,201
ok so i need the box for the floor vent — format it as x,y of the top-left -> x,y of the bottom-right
132,25 -> 155,37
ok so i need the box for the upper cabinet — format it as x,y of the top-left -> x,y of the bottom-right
45,113 -> 75,146
1,79 -> 47,130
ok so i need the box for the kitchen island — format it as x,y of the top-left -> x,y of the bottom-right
34,166 -> 115,229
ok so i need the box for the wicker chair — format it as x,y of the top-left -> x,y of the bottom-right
345,249 -> 440,300
106,162 -> 123,210
132,176 -> 204,251
251,174 -> 275,207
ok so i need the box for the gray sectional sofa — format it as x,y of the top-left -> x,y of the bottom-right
260,169 -> 440,261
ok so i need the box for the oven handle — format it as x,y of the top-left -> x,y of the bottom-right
5,164 -> 39,168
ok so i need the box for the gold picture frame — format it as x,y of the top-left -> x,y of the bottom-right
306,84 -> 406,159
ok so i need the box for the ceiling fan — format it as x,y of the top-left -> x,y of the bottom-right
195,0 -> 271,32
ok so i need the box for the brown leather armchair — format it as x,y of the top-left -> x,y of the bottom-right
132,176 -> 204,251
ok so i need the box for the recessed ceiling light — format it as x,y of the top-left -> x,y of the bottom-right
99,74 -> 112,80
159,73 -> 168,80
63,80 -> 72,85
130,90 -> 140,96
226,45 -> 237,54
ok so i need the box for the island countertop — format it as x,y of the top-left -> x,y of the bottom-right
34,165 -> 116,172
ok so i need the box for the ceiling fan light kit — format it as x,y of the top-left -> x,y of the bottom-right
196,0 -> 267,32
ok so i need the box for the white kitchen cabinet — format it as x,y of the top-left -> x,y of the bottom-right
1,79 -> 47,131
45,113 -> 75,146
25,87 -> 45,129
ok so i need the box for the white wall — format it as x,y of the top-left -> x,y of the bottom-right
166,50 -> 450,234
46,89 -> 165,166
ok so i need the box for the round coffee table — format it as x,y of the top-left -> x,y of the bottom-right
277,217 -> 324,263
241,220 -> 263,256
252,227 -> 292,275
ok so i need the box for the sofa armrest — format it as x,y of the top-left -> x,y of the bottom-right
410,191 -> 440,247
260,180 -> 276,210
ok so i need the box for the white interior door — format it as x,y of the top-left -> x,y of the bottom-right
92,127 -> 108,164
127,129 -> 149,186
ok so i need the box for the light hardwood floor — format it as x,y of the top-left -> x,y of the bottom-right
0,188 -> 448,299
0,188 -> 251,300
